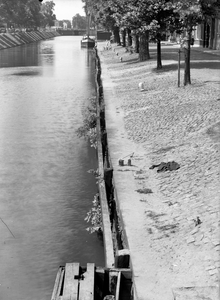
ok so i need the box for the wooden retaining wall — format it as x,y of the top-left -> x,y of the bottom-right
95,50 -> 115,269
95,49 -> 131,271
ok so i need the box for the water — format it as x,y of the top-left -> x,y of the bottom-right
0,36 -> 104,300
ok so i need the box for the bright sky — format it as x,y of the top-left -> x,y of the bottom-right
53,0 -> 85,21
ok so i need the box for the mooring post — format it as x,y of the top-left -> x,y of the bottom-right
178,49 -> 181,87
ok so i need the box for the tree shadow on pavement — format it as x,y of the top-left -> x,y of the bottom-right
150,46 -> 220,73
116,46 -> 220,72
152,61 -> 220,73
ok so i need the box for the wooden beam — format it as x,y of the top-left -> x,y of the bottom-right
78,263 -> 95,300
114,249 -> 130,268
51,267 -> 65,300
96,77 -> 115,268
56,269 -> 65,300
115,271 -> 121,300
63,263 -> 79,300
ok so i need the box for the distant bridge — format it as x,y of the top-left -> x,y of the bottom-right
56,29 -> 112,40
57,29 -> 87,36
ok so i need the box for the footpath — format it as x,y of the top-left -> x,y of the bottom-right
0,30 -> 59,50
97,42 -> 220,300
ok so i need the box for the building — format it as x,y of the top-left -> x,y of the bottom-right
194,11 -> 220,49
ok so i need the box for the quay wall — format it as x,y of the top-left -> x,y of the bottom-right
95,48 -> 132,279
0,31 -> 60,50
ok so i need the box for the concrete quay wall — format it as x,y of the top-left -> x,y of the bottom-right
0,31 -> 60,50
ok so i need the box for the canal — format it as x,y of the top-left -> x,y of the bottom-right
0,36 -> 104,300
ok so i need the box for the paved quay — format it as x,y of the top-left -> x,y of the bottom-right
97,42 -> 220,300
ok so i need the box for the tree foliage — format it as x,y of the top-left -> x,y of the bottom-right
172,0 -> 219,85
0,0 -> 56,28
40,1 -> 56,27
72,13 -> 87,29
80,1 -> 220,79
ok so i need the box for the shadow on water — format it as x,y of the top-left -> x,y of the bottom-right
11,70 -> 42,76
0,43 -> 40,68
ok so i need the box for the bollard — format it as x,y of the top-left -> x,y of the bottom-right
118,159 -> 124,166
178,49 -> 181,87
138,82 -> 144,91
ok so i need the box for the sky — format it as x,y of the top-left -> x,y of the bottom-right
53,0 -> 85,20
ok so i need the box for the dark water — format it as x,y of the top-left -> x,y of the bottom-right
0,36 -> 104,300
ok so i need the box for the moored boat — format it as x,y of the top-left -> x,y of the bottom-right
81,36 -> 96,48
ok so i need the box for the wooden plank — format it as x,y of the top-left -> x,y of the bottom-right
51,267 -> 64,300
95,267 -> 105,300
78,263 -> 95,300
63,263 -> 79,300
107,268 -> 132,279
115,249 -> 130,268
115,271 -> 121,300
56,269 -> 65,300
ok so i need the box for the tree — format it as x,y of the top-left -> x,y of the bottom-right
25,0 -> 43,28
114,0 -> 152,61
118,0 -> 181,67
173,0 -> 219,85
0,0 -> 46,28
0,0 -> 26,27
82,0 -> 121,44
40,0 -> 56,27
72,13 -> 87,29
143,1 -> 180,69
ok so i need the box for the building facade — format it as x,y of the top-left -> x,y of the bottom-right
194,13 -> 220,49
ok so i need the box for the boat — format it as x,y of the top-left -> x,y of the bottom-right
81,35 -> 96,48
81,12 -> 96,48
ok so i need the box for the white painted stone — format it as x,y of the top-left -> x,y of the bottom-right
138,82 -> 145,91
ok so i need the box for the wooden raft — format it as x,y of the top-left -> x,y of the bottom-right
51,263 -> 132,300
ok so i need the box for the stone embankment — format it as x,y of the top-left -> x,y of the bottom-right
98,42 -> 220,300
0,31 -> 59,50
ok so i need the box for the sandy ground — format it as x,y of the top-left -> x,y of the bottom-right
97,42 -> 220,300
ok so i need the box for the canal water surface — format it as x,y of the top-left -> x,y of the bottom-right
0,36 -> 104,300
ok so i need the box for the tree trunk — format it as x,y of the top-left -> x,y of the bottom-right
139,31 -> 150,61
157,40 -> 162,69
122,28 -> 126,47
127,28 -> 132,46
113,26 -> 121,45
135,34 -> 139,53
184,31 -> 191,86
132,31 -> 139,53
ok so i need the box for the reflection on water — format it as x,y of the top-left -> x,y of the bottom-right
0,43 -> 39,67
0,36 -> 104,300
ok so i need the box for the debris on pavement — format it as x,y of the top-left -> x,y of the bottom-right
149,161 -> 180,172
194,216 -> 202,226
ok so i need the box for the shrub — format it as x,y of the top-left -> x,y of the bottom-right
76,97 -> 97,148
85,193 -> 103,234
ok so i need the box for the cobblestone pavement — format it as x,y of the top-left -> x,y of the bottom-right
98,43 -> 220,299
